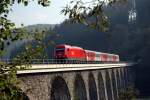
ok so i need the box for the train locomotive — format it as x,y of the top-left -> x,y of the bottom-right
54,44 -> 119,62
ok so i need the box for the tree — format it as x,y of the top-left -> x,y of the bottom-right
0,0 -> 51,99
0,0 -> 51,52
61,0 -> 127,32
119,84 -> 139,100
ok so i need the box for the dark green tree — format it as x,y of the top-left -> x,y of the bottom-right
119,84 -> 139,100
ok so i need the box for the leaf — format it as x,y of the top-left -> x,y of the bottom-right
17,0 -> 21,4
4,14 -> 7,18
70,1 -> 74,4
24,1 -> 28,6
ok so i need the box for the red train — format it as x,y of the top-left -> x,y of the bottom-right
54,44 -> 119,62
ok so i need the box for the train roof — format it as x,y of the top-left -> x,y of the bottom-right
56,44 -> 84,49
85,49 -> 119,56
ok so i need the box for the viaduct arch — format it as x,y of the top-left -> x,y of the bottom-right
51,76 -> 71,100
74,74 -> 87,100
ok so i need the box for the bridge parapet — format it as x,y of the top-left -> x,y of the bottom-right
16,62 -> 131,74
0,59 -> 134,65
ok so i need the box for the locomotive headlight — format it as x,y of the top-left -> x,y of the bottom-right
71,51 -> 74,55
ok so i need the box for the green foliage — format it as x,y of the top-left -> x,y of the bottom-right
119,85 -> 139,100
14,30 -> 55,62
0,58 -> 31,100
0,29 -> 55,99
61,0 -> 127,32
0,0 -> 51,52
0,0 -> 51,99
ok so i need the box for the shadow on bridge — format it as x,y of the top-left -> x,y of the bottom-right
51,76 -> 71,100
89,73 -> 98,100
74,74 -> 87,100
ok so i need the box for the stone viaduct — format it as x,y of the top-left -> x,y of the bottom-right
17,64 -> 131,100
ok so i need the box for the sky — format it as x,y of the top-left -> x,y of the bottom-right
8,0 -> 97,27
8,0 -> 74,27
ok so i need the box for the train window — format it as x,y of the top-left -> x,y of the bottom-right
56,48 -> 65,52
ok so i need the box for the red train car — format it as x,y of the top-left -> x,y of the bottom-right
85,50 -> 96,61
55,44 -> 86,60
54,44 -> 119,62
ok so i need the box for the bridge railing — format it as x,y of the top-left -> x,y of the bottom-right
0,59 -> 130,65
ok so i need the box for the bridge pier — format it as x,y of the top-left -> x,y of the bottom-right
92,71 -> 99,100
62,72 -> 75,100
77,72 -> 89,100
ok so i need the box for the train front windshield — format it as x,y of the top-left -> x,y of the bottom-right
55,47 -> 66,58
56,48 -> 65,53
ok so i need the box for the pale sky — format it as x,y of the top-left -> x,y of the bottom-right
9,0 -> 98,27
8,0 -> 72,27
